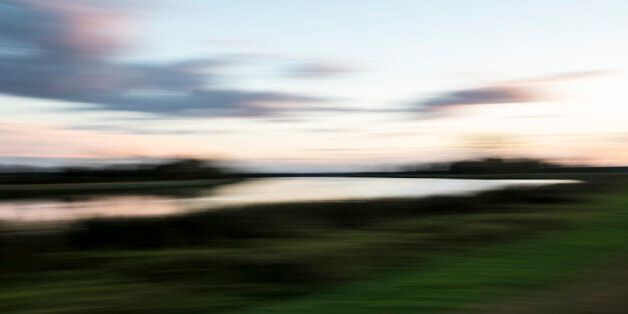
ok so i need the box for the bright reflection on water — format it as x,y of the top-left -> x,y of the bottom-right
0,178 -> 579,222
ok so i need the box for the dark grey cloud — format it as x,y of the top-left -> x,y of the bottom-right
0,0 -> 321,117
418,70 -> 606,112
420,85 -> 538,111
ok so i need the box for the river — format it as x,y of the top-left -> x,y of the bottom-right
0,177 -> 578,222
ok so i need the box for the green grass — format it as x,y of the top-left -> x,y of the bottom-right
238,187 -> 628,313
1,177 -> 627,313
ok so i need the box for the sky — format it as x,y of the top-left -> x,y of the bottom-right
1,0 -> 628,171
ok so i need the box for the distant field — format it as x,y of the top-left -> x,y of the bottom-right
1,176 -> 627,313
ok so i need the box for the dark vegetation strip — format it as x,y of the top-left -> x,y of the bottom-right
0,178 -> 241,200
64,183 -> 583,249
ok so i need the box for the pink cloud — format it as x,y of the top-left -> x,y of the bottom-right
0,121 -> 218,159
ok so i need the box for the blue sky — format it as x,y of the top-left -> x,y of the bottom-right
2,0 -> 628,170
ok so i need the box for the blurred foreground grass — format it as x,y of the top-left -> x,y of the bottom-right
1,176 -> 628,313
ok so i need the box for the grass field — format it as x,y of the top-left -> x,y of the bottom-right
1,176 -> 627,313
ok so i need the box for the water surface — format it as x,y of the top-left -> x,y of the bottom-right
0,177 -> 578,222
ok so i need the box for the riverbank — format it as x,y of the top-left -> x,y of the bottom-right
0,176 -> 626,313
0,178 -> 242,200
0,172 -> 609,200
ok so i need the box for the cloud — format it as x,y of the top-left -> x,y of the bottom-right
522,70 -> 610,83
420,85 -> 538,110
417,70 -> 606,112
0,0 -> 321,117
0,0 -> 128,58
287,62 -> 359,79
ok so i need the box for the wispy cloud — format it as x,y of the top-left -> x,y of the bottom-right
420,85 -> 538,110
416,70 -> 606,112
286,62 -> 360,79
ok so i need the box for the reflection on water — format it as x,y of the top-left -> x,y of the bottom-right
0,178 -> 578,222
